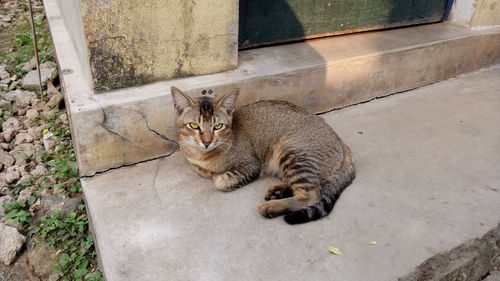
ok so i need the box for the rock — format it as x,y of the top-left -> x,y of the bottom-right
41,195 -> 83,217
0,99 -> 11,109
16,187 -> 33,203
0,78 -> 10,89
16,107 -> 27,116
25,109 -> 39,120
28,125 -> 44,140
21,58 -> 37,71
0,223 -> 26,265
22,66 -> 58,90
2,128 -> 17,142
0,177 -> 9,195
4,167 -> 20,183
0,149 -> 15,167
0,90 -> 37,107
40,62 -> 57,70
14,132 -> 33,145
34,14 -> 45,22
0,143 -> 9,150
31,98 -> 45,111
0,195 -> 15,217
43,139 -> 56,153
48,273 -> 60,281
9,143 -> 35,166
0,163 -> 3,172
30,164 -> 47,177
27,242 -> 58,278
58,113 -> 68,125
0,65 -> 9,80
46,92 -> 64,110
2,117 -> 21,131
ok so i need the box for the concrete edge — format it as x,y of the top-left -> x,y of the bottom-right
44,0 -> 500,176
399,223 -> 500,281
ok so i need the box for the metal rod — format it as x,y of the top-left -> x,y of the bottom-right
27,0 -> 43,96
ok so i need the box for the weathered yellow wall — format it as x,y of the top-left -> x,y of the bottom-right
471,0 -> 500,27
79,0 -> 238,91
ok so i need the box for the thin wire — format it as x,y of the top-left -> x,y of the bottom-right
27,0 -> 43,98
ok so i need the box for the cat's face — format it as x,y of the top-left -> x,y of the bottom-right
171,87 -> 239,152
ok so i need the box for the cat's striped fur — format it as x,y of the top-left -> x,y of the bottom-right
171,87 -> 355,224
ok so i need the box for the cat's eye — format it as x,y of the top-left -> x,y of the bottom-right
213,123 -> 223,130
188,122 -> 199,129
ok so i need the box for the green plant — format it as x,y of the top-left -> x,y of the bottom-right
3,197 -> 35,226
34,208 -> 103,281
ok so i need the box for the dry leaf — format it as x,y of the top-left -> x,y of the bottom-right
328,246 -> 342,255
369,241 -> 377,245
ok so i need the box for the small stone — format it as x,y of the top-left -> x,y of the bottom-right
0,78 -> 10,89
0,99 -> 11,109
0,143 -> 9,150
27,125 -> 45,141
0,149 -> 15,167
0,65 -> 9,80
34,14 -> 45,22
5,166 -> 20,183
41,195 -> 83,217
46,92 -> 64,110
17,187 -> 33,203
48,273 -> 60,281
2,117 -> 21,131
58,113 -> 68,125
0,223 -> 26,265
21,58 -> 37,71
30,164 -> 47,177
22,67 -> 58,90
0,195 -> 15,217
27,241 -> 58,278
14,132 -> 33,145
2,128 -> 18,142
25,109 -> 39,120
43,139 -> 56,152
31,98 -> 45,111
16,107 -> 27,116
0,90 -> 37,107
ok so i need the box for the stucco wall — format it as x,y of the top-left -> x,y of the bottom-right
79,0 -> 238,91
471,0 -> 500,27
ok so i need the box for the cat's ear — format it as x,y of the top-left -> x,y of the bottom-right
171,86 -> 194,115
216,88 -> 239,114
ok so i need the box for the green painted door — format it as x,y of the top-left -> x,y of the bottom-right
239,0 -> 449,49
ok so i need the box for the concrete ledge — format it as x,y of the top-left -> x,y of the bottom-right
400,224 -> 500,281
45,0 -> 500,176
82,67 -> 500,281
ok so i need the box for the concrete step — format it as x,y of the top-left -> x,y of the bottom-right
45,0 -> 500,176
82,66 -> 500,281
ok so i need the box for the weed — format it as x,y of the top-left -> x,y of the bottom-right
3,197 -> 35,227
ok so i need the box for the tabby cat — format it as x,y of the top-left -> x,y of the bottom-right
171,87 -> 355,224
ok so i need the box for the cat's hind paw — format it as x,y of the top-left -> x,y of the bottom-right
264,184 -> 293,200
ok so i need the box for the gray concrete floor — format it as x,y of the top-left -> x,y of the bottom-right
83,66 -> 500,281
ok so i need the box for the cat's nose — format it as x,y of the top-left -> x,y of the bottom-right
202,141 -> 211,148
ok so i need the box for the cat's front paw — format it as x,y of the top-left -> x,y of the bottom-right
212,173 -> 239,192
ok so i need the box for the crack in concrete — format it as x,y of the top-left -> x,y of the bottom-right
136,111 -> 179,146
152,160 -> 163,205
88,96 -> 130,142
81,150 -> 177,178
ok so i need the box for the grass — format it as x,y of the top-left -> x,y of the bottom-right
1,5 -> 105,281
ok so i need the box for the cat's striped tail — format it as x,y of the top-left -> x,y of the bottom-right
284,160 -> 355,225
